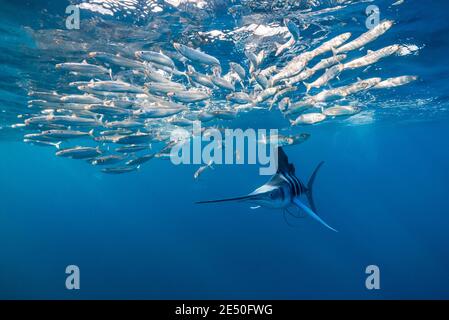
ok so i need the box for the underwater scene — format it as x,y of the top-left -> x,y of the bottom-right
1,0 -> 449,299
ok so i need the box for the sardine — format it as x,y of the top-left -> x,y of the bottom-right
91,155 -> 126,166
89,52 -> 146,69
113,132 -> 154,144
334,21 -> 394,54
290,113 -> 326,125
343,45 -> 400,70
304,64 -> 345,93
372,75 -> 418,89
56,146 -> 102,159
168,90 -> 210,103
102,166 -> 138,174
115,144 -> 150,153
229,62 -> 246,81
323,105 -> 361,116
56,61 -> 111,76
135,50 -> 175,69
227,92 -> 253,105
173,43 -> 220,66
60,94 -> 103,104
126,153 -> 155,166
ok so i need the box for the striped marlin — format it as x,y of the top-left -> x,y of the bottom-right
196,147 -> 337,232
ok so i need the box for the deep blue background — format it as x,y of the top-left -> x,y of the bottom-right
1,0 -> 449,299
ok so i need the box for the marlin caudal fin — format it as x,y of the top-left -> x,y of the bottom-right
293,197 -> 337,232
306,161 -> 324,213
196,194 -> 256,204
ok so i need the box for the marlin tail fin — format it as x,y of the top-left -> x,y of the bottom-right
306,161 -> 324,213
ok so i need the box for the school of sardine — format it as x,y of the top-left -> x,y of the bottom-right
17,19 -> 417,175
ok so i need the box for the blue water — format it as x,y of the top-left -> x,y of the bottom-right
1,0 -> 449,299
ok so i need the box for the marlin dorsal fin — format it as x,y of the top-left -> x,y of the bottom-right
276,147 -> 295,175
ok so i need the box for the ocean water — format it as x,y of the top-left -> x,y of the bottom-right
1,0 -> 449,299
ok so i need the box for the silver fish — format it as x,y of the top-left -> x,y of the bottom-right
105,119 -> 145,129
24,139 -> 61,149
210,109 -> 237,120
193,160 -> 214,179
100,129 -> 133,136
55,61 -> 111,75
135,50 -> 175,69
343,45 -> 400,70
25,115 -> 101,127
270,52 -> 312,84
229,62 -> 246,81
168,90 -> 210,103
288,133 -> 311,146
334,21 -> 394,54
290,113 -> 327,125
197,111 -> 216,122
226,92 -> 253,105
85,104 -> 132,116
339,77 -> 382,96
311,54 -> 347,72
27,100 -> 62,109
211,76 -> 235,91
256,87 -> 280,104
286,68 -> 316,86
56,146 -> 102,159
40,129 -> 94,140
87,80 -> 145,94
275,37 -> 296,57
255,73 -> 269,89
113,133 -> 154,144
173,43 -> 220,66
89,52 -> 146,69
133,107 -> 184,119
372,75 -> 418,89
91,155 -> 126,166
126,153 -> 155,166
28,91 -> 62,102
304,64 -> 345,93
168,117 -> 194,127
144,66 -> 172,83
60,94 -> 103,104
310,32 -> 352,58
270,87 -> 297,110
323,105 -> 361,116
115,144 -> 150,153
24,132 -> 61,142
102,166 -> 138,174
186,66 -> 215,89
146,81 -> 185,95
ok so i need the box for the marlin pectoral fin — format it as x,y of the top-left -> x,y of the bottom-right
293,198 -> 338,232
